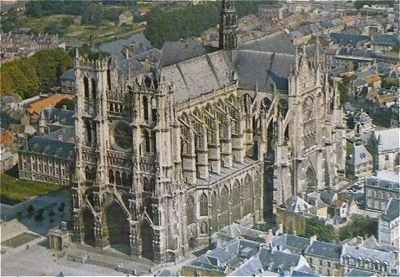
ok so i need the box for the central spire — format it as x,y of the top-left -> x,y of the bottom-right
219,0 -> 238,50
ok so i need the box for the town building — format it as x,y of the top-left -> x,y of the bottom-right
365,171 -> 400,211
304,239 -> 344,276
378,198 -> 400,248
182,237 -> 315,276
18,136 -> 75,186
18,106 -> 75,186
25,94 -> 75,124
0,128 -> 17,173
71,0 -> 345,262
60,69 -> 76,94
341,244 -> 397,276
0,32 -> 64,63
350,144 -> 373,179
374,128 -> 400,172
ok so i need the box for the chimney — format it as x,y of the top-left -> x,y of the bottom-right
310,235 -> 317,244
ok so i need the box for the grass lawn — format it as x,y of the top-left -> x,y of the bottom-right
0,173 -> 62,205
14,14 -> 142,45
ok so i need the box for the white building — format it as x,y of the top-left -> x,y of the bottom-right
378,198 -> 400,249
375,128 -> 400,172
351,144 -> 373,178
365,171 -> 400,212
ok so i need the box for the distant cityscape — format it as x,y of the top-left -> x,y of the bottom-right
0,0 -> 399,276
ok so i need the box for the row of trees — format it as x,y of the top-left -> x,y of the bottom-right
0,48 -> 72,99
25,0 -> 129,26
144,1 -> 262,48
304,215 -> 377,242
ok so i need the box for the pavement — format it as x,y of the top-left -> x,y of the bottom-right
1,243 -> 123,276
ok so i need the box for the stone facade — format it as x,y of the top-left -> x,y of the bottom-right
365,172 -> 400,212
71,0 -> 345,263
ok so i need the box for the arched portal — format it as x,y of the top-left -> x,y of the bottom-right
305,166 -> 318,193
82,208 -> 95,246
141,220 -> 154,260
105,201 -> 130,254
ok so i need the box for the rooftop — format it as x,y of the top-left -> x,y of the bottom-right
305,240 -> 342,261
381,198 -> 400,222
341,244 -> 395,265
26,95 -> 75,116
160,38 -> 207,67
23,136 -> 75,160
375,128 -> 400,153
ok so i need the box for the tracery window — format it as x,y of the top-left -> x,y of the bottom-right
83,77 -> 89,99
200,193 -> 208,216
186,195 -> 195,225
303,97 -> 316,149
220,186 -> 229,211
109,170 -> 114,184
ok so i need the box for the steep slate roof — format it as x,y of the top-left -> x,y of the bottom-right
45,126 -> 75,143
26,136 -> 74,160
286,196 -> 313,214
98,33 -> 152,60
232,50 -> 294,92
305,241 -> 342,261
190,238 -> 260,273
230,255 -> 265,276
43,107 -> 74,126
160,38 -> 207,67
240,32 -> 296,55
330,33 -> 370,47
341,244 -> 395,265
258,248 -> 301,273
61,69 -> 75,82
381,198 -> 400,222
372,34 -> 400,47
161,50 -> 232,103
272,234 -> 311,254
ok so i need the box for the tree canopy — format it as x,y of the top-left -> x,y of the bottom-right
0,48 -> 72,99
338,215 -> 377,241
144,1 -> 262,48
304,217 -> 337,242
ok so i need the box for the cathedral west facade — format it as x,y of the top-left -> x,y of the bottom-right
71,0 -> 345,263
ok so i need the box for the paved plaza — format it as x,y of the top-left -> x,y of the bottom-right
1,243 -> 123,276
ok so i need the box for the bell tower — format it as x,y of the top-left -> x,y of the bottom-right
219,0 -> 238,50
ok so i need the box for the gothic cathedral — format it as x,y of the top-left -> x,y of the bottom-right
71,0 -> 345,263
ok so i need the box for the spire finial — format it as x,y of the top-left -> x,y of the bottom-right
219,0 -> 238,50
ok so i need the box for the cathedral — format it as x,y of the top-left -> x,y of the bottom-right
71,0 -> 346,263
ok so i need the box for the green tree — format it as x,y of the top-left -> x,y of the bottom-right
144,1 -> 262,48
366,134 -> 379,172
305,217 -> 337,242
0,48 -> 72,98
339,215 -> 377,240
